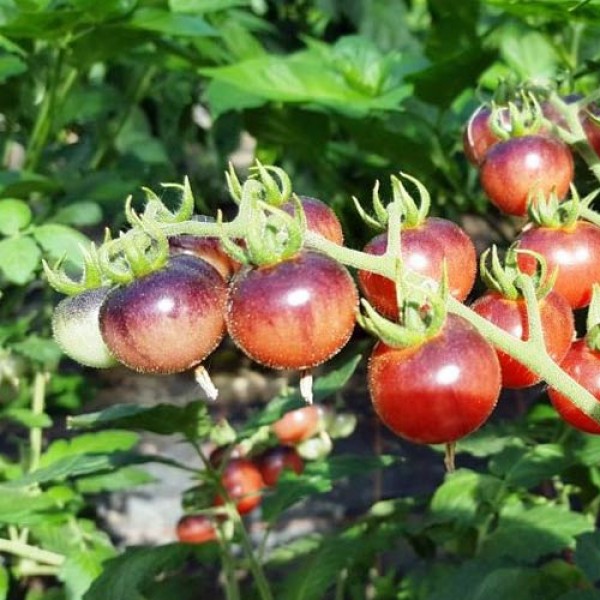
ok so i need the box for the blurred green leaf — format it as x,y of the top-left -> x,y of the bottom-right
499,27 -> 560,81
574,530 -> 600,585
83,544 -> 191,600
170,0 -> 250,11
3,407 -> 52,428
68,401 -> 212,439
0,53 -> 26,81
0,488 -> 62,525
127,8 -> 217,37
52,202 -> 103,227
0,235 -> 40,284
60,544 -> 116,600
76,466 -> 155,494
0,566 -> 7,600
33,223 -> 89,266
12,335 -> 62,368
0,198 -> 32,234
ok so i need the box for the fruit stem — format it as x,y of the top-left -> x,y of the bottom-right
29,371 -> 49,473
516,275 -> 546,349
444,443 -> 456,473
217,526 -> 241,600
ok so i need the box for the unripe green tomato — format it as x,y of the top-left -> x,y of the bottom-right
52,287 -> 117,369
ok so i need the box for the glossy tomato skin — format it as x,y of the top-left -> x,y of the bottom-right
548,340 -> 600,433
176,514 -> 218,544
358,218 -> 476,319
516,221 -> 600,309
368,314 -> 501,444
471,291 -> 574,388
99,254 -> 227,374
463,106 -> 500,165
480,135 -> 574,216
272,406 -> 320,444
52,287 -> 117,369
256,446 -> 304,486
214,458 -> 265,515
282,196 -> 344,245
227,251 -> 358,369
169,235 -> 238,279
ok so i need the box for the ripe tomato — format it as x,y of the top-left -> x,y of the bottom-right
548,340 -> 600,433
52,287 -> 117,369
516,221 -> 600,309
471,291 -> 574,388
256,446 -> 304,486
99,254 -> 227,374
282,196 -> 344,245
358,218 -> 476,319
463,106 -> 501,165
214,458 -> 264,515
272,406 -> 320,445
169,235 -> 238,279
368,314 -> 501,444
226,251 -> 357,370
480,135 -> 574,216
176,514 -> 218,544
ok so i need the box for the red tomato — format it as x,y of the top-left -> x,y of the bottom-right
516,221 -> 600,309
272,406 -> 320,445
256,446 -> 304,486
358,218 -> 476,319
471,291 -> 574,388
368,314 -> 501,444
176,514 -> 218,544
99,255 -> 227,374
281,196 -> 344,245
226,251 -> 358,369
548,340 -> 600,433
169,235 -> 238,279
480,135 -> 574,217
214,458 -> 264,515
463,106 -> 502,165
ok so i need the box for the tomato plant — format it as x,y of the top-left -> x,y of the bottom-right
176,514 -> 219,544
214,458 -> 265,515
256,446 -> 304,486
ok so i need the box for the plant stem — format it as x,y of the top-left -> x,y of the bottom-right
29,371 -> 48,473
218,532 -> 241,600
0,538 -> 64,567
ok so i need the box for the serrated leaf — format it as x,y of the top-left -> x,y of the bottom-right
0,198 -> 32,234
127,8 -> 217,37
40,431 -> 139,468
32,223 -> 89,266
480,504 -> 593,564
76,467 -> 155,494
0,236 -> 41,284
52,202 -> 103,227
60,545 -> 116,600
574,530 -> 600,585
68,401 -> 211,439
83,545 -> 191,600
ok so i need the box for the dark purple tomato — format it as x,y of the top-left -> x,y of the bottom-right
281,196 -> 344,245
272,406 -> 320,444
463,106 -> 501,165
368,314 -> 501,444
480,135 -> 574,217
226,251 -> 358,370
358,218 -> 476,319
169,235 -> 238,279
214,458 -> 265,515
516,221 -> 600,309
548,340 -> 600,433
99,254 -> 227,374
471,291 -> 574,388
176,514 -> 218,544
256,446 -> 304,486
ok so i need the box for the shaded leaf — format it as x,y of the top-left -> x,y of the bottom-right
0,236 -> 41,284
127,8 -> 217,37
574,530 -> 600,585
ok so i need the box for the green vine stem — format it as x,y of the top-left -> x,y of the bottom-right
29,371 -> 49,473
217,526 -> 241,600
0,538 -> 64,567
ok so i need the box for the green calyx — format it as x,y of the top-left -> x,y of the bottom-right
353,172 -> 431,230
219,179 -> 305,267
489,92 -> 544,140
527,185 -> 599,230
98,217 -> 169,285
480,244 -> 556,301
249,161 -> 293,207
125,177 -> 194,226
357,272 -> 448,349
43,242 -> 105,296
585,284 -> 600,351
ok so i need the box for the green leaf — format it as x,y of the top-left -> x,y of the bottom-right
33,224 -> 90,266
0,53 -> 26,82
11,335 -> 62,368
429,469 -> 504,527
0,198 -> 32,234
267,533 -> 324,566
52,202 -> 103,227
170,0 -> 250,12
76,467 -> 155,494
83,545 -> 191,600
60,545 -> 116,600
127,8 -> 217,37
0,170 -> 59,197
40,431 -> 140,468
574,531 -> 600,585
0,236 -> 41,284
0,565 -> 8,600
3,407 -> 52,428
262,455 -> 396,520
499,27 -> 560,81
204,79 -> 266,120
0,488 -> 62,525
68,401 -> 211,439
480,504 -> 593,564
